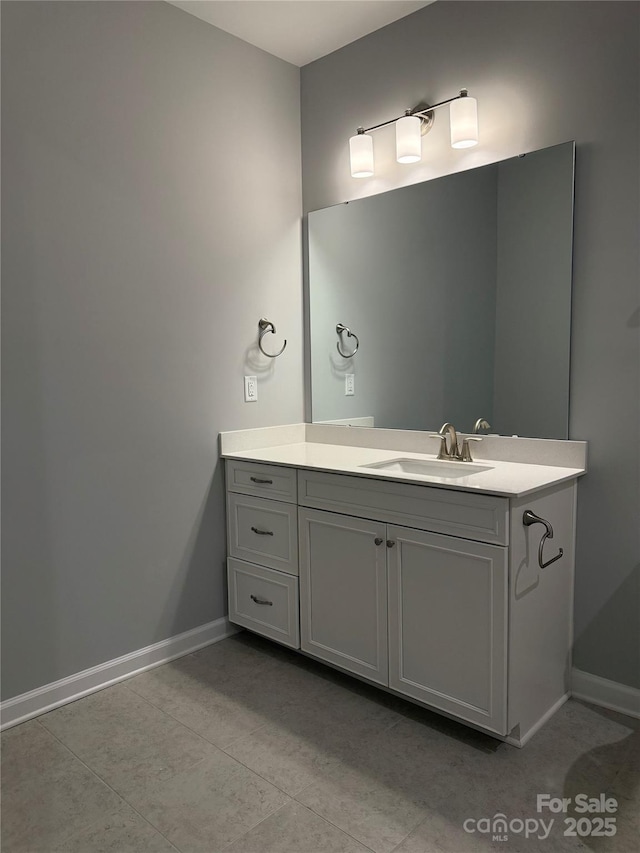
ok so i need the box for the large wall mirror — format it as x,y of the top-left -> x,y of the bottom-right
307,141 -> 575,439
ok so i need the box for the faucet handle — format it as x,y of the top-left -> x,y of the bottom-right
427,433 -> 450,460
461,436 -> 482,462
435,434 -> 450,460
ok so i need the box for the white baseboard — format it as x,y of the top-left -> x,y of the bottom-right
1,617 -> 238,731
505,692 -> 571,749
572,668 -> 640,719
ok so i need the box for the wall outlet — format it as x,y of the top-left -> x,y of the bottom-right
244,375 -> 258,402
345,374 -> 355,396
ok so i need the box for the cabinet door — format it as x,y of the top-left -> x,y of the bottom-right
299,508 -> 388,685
388,525 -> 508,734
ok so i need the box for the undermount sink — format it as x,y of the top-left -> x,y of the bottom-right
360,457 -> 493,479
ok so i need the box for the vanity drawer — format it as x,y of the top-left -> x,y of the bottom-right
228,558 -> 300,649
226,460 -> 297,503
227,493 -> 299,574
298,470 -> 508,545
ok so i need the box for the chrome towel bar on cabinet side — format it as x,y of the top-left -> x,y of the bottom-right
523,509 -> 564,568
258,318 -> 287,358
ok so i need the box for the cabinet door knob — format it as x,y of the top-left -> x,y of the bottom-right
374,537 -> 384,546
386,540 -> 396,548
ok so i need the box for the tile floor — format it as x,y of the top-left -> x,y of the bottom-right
2,632 -> 638,853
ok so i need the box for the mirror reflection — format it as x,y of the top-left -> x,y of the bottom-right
308,141 -> 575,439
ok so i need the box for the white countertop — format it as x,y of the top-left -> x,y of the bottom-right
222,441 -> 586,498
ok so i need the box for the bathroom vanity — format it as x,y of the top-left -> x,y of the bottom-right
220,140 -> 582,747
221,424 -> 587,747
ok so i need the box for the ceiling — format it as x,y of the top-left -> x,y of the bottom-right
167,1 -> 435,67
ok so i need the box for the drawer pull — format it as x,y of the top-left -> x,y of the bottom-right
250,476 -> 273,484
251,526 -> 274,536
250,594 -> 273,606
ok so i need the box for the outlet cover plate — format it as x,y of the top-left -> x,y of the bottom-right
345,374 -> 355,396
244,375 -> 258,402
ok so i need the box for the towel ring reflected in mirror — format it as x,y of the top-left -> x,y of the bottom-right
258,318 -> 287,358
336,323 -> 359,358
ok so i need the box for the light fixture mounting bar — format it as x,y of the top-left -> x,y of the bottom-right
357,90 -> 469,135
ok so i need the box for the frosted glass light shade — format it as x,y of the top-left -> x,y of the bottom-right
349,133 -> 374,178
450,95 -> 478,149
396,115 -> 422,164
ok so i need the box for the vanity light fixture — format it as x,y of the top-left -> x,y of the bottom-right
349,89 -> 478,178
349,131 -> 374,178
395,112 -> 422,164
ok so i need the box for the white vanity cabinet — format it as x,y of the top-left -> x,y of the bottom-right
225,456 -> 578,745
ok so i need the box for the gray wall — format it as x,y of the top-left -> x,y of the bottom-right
301,1 -> 640,688
1,1 -> 302,700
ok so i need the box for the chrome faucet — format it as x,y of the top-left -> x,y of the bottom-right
438,422 -> 460,460
435,422 -> 483,462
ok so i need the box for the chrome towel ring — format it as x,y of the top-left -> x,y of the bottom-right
336,323 -> 359,358
258,318 -> 287,358
523,510 -> 564,568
